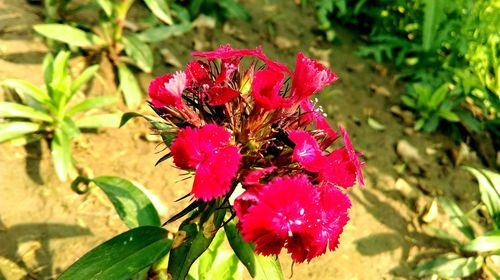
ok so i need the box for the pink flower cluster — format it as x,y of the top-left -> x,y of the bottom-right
148,45 -> 363,263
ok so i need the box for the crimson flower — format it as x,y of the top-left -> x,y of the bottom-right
147,44 -> 363,263
170,124 -> 241,201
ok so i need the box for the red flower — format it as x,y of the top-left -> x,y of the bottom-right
300,99 -> 338,141
206,86 -> 240,106
339,126 -> 364,186
192,44 -> 291,74
288,130 -> 325,172
185,60 -> 211,87
236,175 -> 352,263
319,148 -> 357,188
149,71 -> 187,109
242,166 -> 277,188
170,124 -> 241,201
236,175 -> 321,261
252,69 -> 291,110
291,53 -> 338,101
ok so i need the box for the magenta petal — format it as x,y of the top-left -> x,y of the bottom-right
288,130 -> 325,172
319,148 -> 357,188
206,86 -> 240,106
148,71 -> 187,109
339,126 -> 364,187
291,52 -> 338,100
252,69 -> 291,110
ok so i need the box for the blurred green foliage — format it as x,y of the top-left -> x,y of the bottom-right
315,0 -> 500,136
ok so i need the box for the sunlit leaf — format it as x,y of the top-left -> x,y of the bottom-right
75,113 -> 120,128
143,0 -> 173,25
122,35 -> 154,73
465,167 -> 500,228
462,234 -> 500,253
117,64 -> 143,108
72,176 -> 161,228
67,96 -> 116,117
51,127 -> 77,181
137,23 -> 192,43
0,122 -> 41,143
34,24 -> 105,47
58,226 -> 171,280
1,79 -> 50,106
438,197 -> 475,240
225,220 -> 284,280
71,64 -> 100,95
0,102 -> 52,122
413,255 -> 483,278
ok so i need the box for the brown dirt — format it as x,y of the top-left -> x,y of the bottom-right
0,0 -> 489,279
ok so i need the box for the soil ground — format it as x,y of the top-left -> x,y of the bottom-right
0,0 -> 493,279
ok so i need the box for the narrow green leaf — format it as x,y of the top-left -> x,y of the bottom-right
0,102 -> 52,122
58,226 -> 171,280
1,79 -> 50,106
84,176 -> 160,228
225,220 -> 284,280
51,127 -> 77,182
438,110 -> 460,122
196,230 -> 226,277
0,122 -> 41,143
71,64 -> 100,95
465,167 -> 500,228
168,204 -> 226,280
61,117 -> 81,139
117,64 -> 143,108
119,112 -> 147,127
137,23 -> 192,43
75,113 -> 120,128
422,0 -> 444,51
43,53 -> 54,87
439,197 -> 475,240
122,35 -> 154,73
96,0 -> 113,17
462,235 -> 500,253
219,0 -> 252,21
34,24 -> 105,47
429,83 -> 448,108
143,0 -> 173,25
413,255 -> 483,278
67,96 -> 116,117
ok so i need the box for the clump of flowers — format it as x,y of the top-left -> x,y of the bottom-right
148,45 -> 364,263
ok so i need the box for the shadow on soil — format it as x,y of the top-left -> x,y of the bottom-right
0,219 -> 90,279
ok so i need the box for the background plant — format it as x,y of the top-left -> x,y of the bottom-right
0,51 -> 117,181
413,167 -> 500,279
313,0 -> 500,139
34,0 -> 191,108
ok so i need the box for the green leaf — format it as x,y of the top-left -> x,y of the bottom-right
168,204 -> 226,280
34,24 -> 105,47
48,51 -> 71,106
143,0 -> 173,25
67,96 -> 116,117
195,230 -> 226,277
465,167 -> 500,228
58,226 -> 171,280
219,0 -> 251,21
0,102 -> 52,122
71,64 -> 100,95
119,112 -> 147,127
438,110 -> 460,122
61,117 -> 81,139
438,197 -> 475,240
122,35 -> 154,73
51,127 -> 77,182
137,23 -> 192,43
429,83 -> 449,108
0,122 -> 41,143
117,64 -> 143,108
422,0 -> 445,52
225,220 -> 284,280
1,79 -> 50,106
72,176 -> 160,228
462,234 -> 500,253
96,0 -> 113,17
75,113 -> 120,128
43,53 -> 54,86
413,255 -> 483,278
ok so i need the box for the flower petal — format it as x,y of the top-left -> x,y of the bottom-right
288,130 -> 325,172
252,69 -> 291,110
292,53 -> 338,100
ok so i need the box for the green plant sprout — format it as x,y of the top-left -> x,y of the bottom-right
34,0 -> 191,108
0,51 -> 118,181
413,167 -> 500,279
